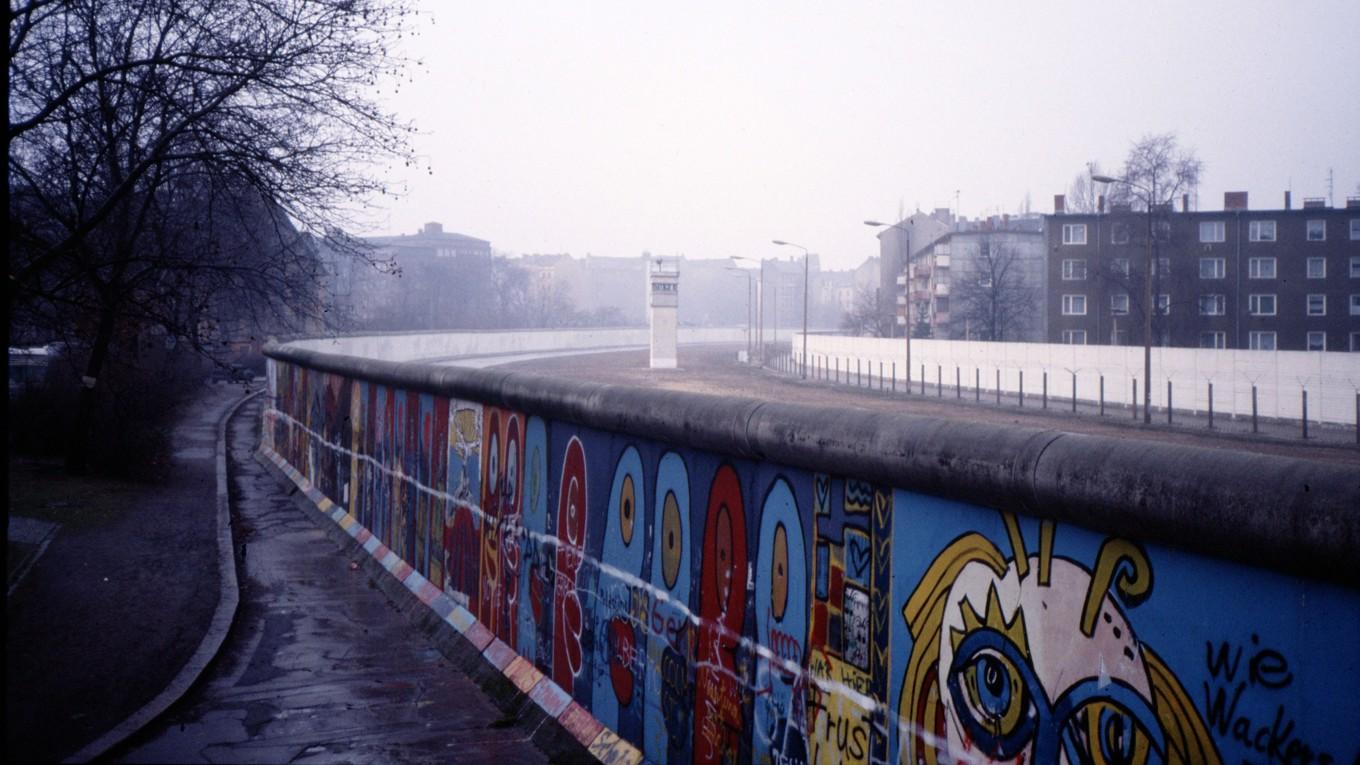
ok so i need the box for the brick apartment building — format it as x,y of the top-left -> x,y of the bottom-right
1045,192 -> 1360,351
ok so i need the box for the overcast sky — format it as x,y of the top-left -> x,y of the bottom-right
367,0 -> 1360,271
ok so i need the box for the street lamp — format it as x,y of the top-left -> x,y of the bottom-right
865,219 -> 914,391
733,255 -> 764,361
772,240 -> 810,379
1092,173 -> 1155,424
726,259 -> 755,361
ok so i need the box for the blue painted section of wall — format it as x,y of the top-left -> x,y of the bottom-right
265,361 -> 1360,765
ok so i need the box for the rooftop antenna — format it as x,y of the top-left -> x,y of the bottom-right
1327,168 -> 1334,207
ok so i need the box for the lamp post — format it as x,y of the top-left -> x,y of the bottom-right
1092,173 -> 1156,424
733,255 -> 766,361
772,240 -> 811,378
865,219 -> 914,391
727,259 -> 755,361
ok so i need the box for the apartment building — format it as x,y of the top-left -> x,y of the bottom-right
1045,192 -> 1360,351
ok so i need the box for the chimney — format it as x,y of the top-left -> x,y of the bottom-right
1182,193 -> 1189,212
1054,194 -> 1066,214
1098,194 -> 1106,214
1284,191 -> 1292,210
1224,192 -> 1248,211
422,222 -> 444,236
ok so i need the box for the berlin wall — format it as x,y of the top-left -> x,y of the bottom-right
262,338 -> 1359,765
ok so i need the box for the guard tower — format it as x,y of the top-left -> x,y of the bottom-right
648,259 -> 679,369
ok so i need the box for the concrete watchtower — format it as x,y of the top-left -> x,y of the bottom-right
649,259 -> 679,369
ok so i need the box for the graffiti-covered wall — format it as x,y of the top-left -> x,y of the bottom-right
263,355 -> 1360,765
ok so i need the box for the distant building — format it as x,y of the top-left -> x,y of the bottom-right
1044,192 -> 1360,351
356,222 -> 494,329
910,216 -> 1047,341
876,209 -> 954,333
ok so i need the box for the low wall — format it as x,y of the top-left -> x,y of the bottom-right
263,339 -> 1360,765
797,334 -> 1360,425
286,327 -> 747,363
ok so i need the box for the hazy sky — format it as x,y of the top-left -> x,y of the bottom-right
369,0 -> 1360,271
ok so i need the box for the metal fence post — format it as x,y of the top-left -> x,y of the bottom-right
891,362 -> 896,392
920,364 -> 925,395
996,369 -> 1001,406
1252,385 -> 1259,434
1071,372 -> 1077,413
956,366 -> 961,399
1133,379 -> 1138,421
936,365 -> 942,397
1208,382 -> 1214,430
1042,371 -> 1048,410
1019,370 -> 1025,408
1099,375 -> 1105,416
1302,390 -> 1308,440
1167,380 -> 1173,425
975,368 -> 980,402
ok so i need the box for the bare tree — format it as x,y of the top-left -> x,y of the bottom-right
840,286 -> 895,337
950,237 -> 1039,342
8,0 -> 416,471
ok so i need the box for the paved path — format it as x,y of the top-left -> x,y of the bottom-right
5,384 -> 244,764
113,397 -> 551,764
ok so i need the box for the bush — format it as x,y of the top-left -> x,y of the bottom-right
9,343 -> 206,481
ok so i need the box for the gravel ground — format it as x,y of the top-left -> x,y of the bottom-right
502,343 -> 1360,466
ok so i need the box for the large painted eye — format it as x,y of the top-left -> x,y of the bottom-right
661,490 -> 682,589
1071,700 -> 1154,765
619,474 -> 636,545
771,522 -> 789,620
962,650 -> 1025,729
947,632 -> 1037,760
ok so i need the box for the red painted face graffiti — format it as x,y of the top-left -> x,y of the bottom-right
553,437 -> 587,692
694,464 -> 748,765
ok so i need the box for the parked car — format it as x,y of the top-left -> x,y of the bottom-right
211,364 -> 255,384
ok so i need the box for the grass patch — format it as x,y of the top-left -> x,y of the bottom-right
7,457 -> 144,531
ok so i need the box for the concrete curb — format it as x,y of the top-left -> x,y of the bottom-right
65,389 -> 261,764
255,444 -> 642,765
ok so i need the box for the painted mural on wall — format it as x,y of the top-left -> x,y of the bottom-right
265,359 -> 1360,765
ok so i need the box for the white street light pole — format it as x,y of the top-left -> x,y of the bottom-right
772,240 -> 811,379
865,219 -> 914,392
1092,174 -> 1155,424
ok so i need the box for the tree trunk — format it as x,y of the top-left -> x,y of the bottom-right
65,302 -> 118,474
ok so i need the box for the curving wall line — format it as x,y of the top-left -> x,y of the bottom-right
263,340 -> 1360,765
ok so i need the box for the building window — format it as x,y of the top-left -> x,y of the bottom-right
1111,258 -> 1130,277
1306,332 -> 1326,352
1306,219 -> 1326,241
1307,294 -> 1326,316
1061,329 -> 1087,345
1062,259 -> 1087,280
1248,220 -> 1276,242
1062,224 -> 1087,245
1248,294 -> 1276,316
1152,257 -> 1171,277
1111,223 -> 1131,244
1061,294 -> 1087,315
1111,328 -> 1129,345
1351,294 -> 1360,316
1306,257 -> 1326,279
1156,294 -> 1171,315
1199,221 -> 1225,243
1249,331 -> 1277,351
1154,220 -> 1172,242
1199,331 -> 1226,349
1199,257 -> 1225,279
1248,257 -> 1276,279
1198,294 -> 1225,315
1351,219 -> 1360,241
1352,332 -> 1360,352
1351,256 -> 1360,278
1110,293 -> 1129,315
